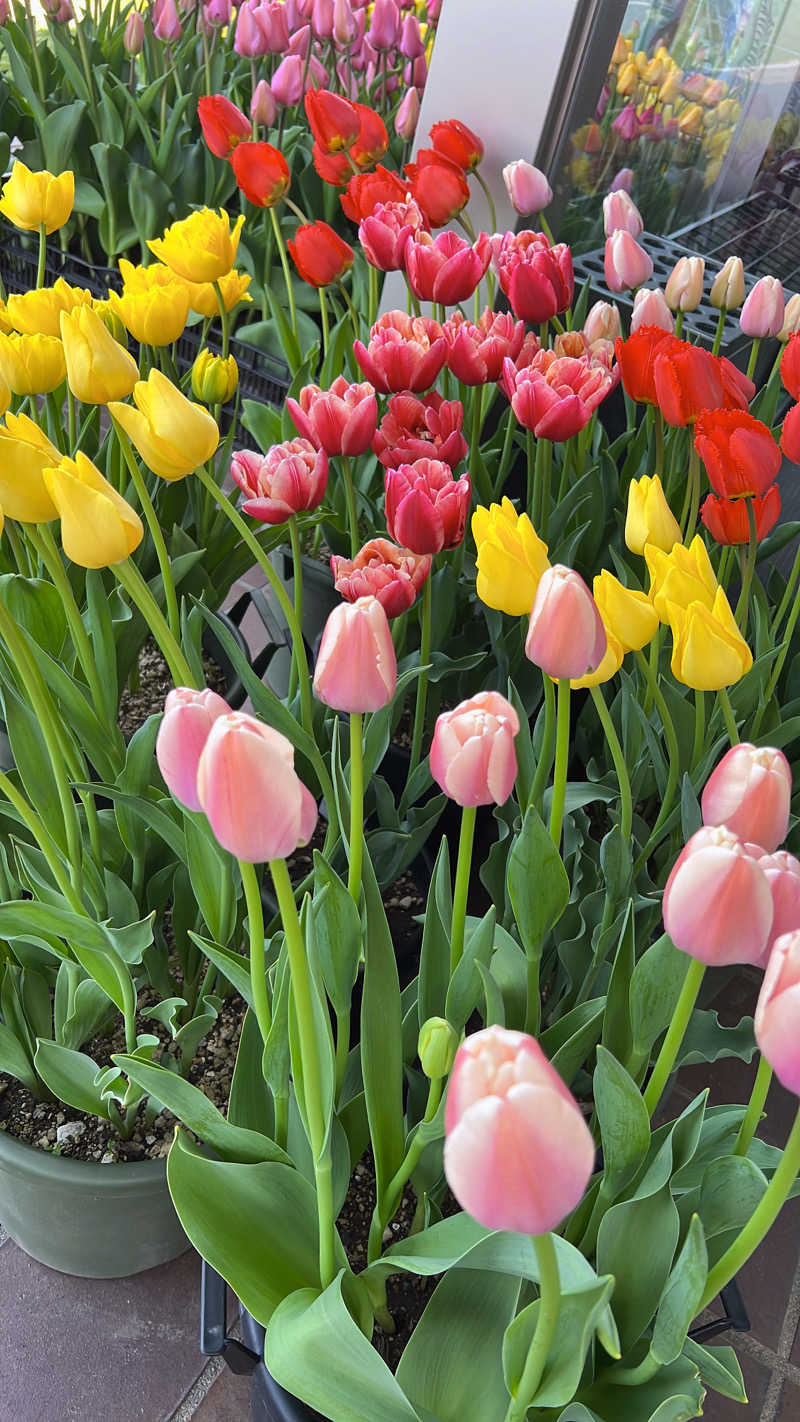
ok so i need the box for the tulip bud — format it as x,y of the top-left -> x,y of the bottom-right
418,1017 -> 458,1080
502,160 -> 553,216
779,293 -> 800,342
272,54 -> 304,106
394,86 -> 419,140
197,713 -> 318,862
250,79 -> 277,129
755,931 -> 800,1095
368,0 -> 399,49
665,255 -> 705,312
624,474 -> 681,556
313,596 -> 397,712
60,305 -> 138,405
583,300 -> 621,346
602,189 -> 643,238
740,275 -> 784,338
701,743 -> 791,854
154,0 -> 181,41
757,853 -> 800,960
156,687 -> 232,812
604,230 -> 653,293
333,0 -> 357,43
709,255 -> 745,311
124,10 -> 145,53
664,825 -> 774,966
430,691 -> 520,807
525,564 -> 607,680
631,287 -> 674,333
609,167 -> 634,192
192,350 -> 238,404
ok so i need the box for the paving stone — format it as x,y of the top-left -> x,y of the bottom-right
774,1380 -> 800,1420
730,1197 -> 800,1353
0,1239 -> 205,1422
703,1347 -> 770,1419
188,1365 -> 252,1420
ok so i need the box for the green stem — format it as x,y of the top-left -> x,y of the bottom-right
112,557 -> 196,687
654,407 -> 664,478
496,406 -> 517,497
348,712 -> 364,906
473,166 -> 497,235
753,549 -> 800,736
711,307 -> 726,357
717,686 -> 740,746
287,516 -> 303,702
526,429 -> 536,520
549,679 -> 571,848
734,497 -> 758,631
239,860 -> 271,1047
408,573 -> 432,777
682,443 -> 701,541
734,1054 -> 773,1158
340,455 -> 360,557
370,1074 -> 443,1263
115,424 -> 181,642
538,438 -> 553,541
269,206 -> 299,349
0,768 -> 82,911
590,685 -> 632,840
504,1233 -> 560,1422
700,1105 -> 800,1312
36,222 -> 47,290
367,263 -> 378,328
691,688 -> 705,772
528,673 -> 556,815
318,286 -> 330,360
746,336 -> 761,382
450,805 -> 477,973
334,1007 -> 350,1102
643,957 -> 705,1117
28,525 -> 107,723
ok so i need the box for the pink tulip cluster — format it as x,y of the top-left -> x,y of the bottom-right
502,346 -> 618,442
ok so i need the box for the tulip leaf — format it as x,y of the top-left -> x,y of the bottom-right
594,1046 -> 651,1202
311,854 -> 362,1018
417,836 -> 452,1029
33,1040 -> 110,1119
0,1020 -> 39,1095
596,1183 -> 680,1352
360,850 -> 407,1210
681,1338 -> 746,1403
549,1001 -> 606,1088
0,687 -> 65,846
629,934 -> 687,1070
579,1355 -> 704,1421
675,1009 -> 758,1069
502,1274 -> 615,1408
184,811 -> 236,947
507,805 -> 569,961
650,1215 -> 708,1366
445,907 -> 495,1031
229,1007 -> 275,1137
600,899 -> 635,1070
694,1155 -> 767,1246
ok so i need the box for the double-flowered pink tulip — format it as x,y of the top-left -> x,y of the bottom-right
197,713 -> 318,862
701,743 -> 791,853
354,311 -> 447,394
755,932 -> 800,1095
430,692 -> 519,807
313,595 -> 397,711
156,687 -> 231,813
330,538 -> 430,618
444,1025 -> 595,1234
385,458 -> 470,554
663,825 -> 774,966
525,565 -> 607,679
231,439 -> 328,523
404,230 -> 492,307
287,376 -> 378,456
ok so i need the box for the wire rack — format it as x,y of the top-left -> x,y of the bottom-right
672,190 -> 800,293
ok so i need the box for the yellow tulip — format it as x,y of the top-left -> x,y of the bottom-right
148,208 -> 246,285
42,453 -> 143,569
60,306 -> 138,404
678,104 -> 703,136
0,412 -> 60,522
108,369 -> 219,481
0,332 -> 66,395
611,34 -> 631,66
187,269 -> 253,319
6,279 -> 93,338
667,589 -> 753,690
709,255 -> 745,312
92,298 -> 129,344
0,161 -> 74,235
472,497 -> 549,616
111,283 -> 191,347
571,622 -> 625,689
0,303 -> 13,335
191,351 -> 238,404
593,569 -> 659,653
645,535 -> 718,623
0,370 -> 9,418
625,474 -> 682,557
659,69 -> 683,104
119,258 -> 189,295
616,60 -> 638,95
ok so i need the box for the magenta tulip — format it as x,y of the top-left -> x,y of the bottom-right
494,230 -> 574,326
525,565 -> 607,679
231,440 -> 328,524
287,377 -> 378,457
197,713 -> 317,862
755,931 -> 800,1095
394,87 -> 420,140
272,54 -> 304,106
354,311 -> 447,394
663,825 -> 774,967
404,230 -> 492,307
443,308 -> 525,385
313,596 -> 397,711
359,198 -> 427,273
156,687 -> 231,813
701,743 -> 791,853
430,692 -> 520,807
385,458 -> 470,554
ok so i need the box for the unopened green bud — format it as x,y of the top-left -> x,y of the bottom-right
418,1016 -> 458,1080
192,350 -> 238,404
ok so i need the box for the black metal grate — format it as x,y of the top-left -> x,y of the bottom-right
673,190 -> 800,292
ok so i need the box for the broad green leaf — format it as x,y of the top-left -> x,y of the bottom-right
594,1045 -> 650,1201
650,1214 -> 708,1367
417,837 -> 452,1029
360,852 -> 405,1203
601,900 -> 635,1070
596,1184 -> 680,1352
184,812 -> 236,946
0,1020 -> 38,1094
229,1007 -> 275,1135
397,1269 -> 519,1421
630,935 -> 687,1068
549,1000 -> 605,1087
445,908 -> 495,1030
188,933 -> 254,1007
33,1040 -> 109,1119
503,1275 -> 615,1409
507,806 -> 569,960
581,1356 -> 704,1421
312,854 -> 362,1017
682,1338 -> 746,1403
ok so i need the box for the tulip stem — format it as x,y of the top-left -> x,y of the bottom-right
27,524 -> 108,725
528,673 -> 556,816
270,856 -> 338,1290
0,768 -> 83,913
473,167 -> 497,237
269,206 -> 299,352
746,336 -> 761,383
654,408 -> 664,478
717,686 -> 740,746
115,423 -> 181,643
318,286 -> 330,360
287,516 -> 304,702
212,281 -> 230,361
113,557 -> 196,688
549,679 -> 571,849
408,573 -> 432,777
367,263 -> 378,329
691,688 -> 705,772
681,444 -> 701,540
712,307 -> 726,357
347,712 -> 364,906
700,1105 -> 800,1312
504,1232 -> 560,1422
450,805 -> 477,974
643,957 -> 705,1117
36,222 -> 47,290
371,1074 -> 444,1268
734,497 -> 758,632
633,647 -> 681,864
733,1052 -> 773,1159
495,406 -> 517,497
526,430 -> 536,519
590,685 -> 632,841
340,455 -> 360,557
239,859 -> 271,1046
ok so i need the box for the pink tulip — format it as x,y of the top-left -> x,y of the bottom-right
124,10 -> 145,52
631,287 -> 674,333
604,230 -> 653,292
430,692 -> 519,806
701,743 -> 791,853
502,161 -> 552,217
612,103 -> 639,141
259,0 -> 290,49
602,189 -> 643,238
313,596 -> 397,712
663,825 -> 774,967
443,309 -> 525,386
399,12 -> 423,57
154,0 -> 181,40
394,86 -> 420,140
331,538 -> 431,618
373,391 -> 466,469
311,0 -> 334,36
0,0 -> 9,23
411,52 -> 427,88
287,20 -> 310,53
405,230 -> 492,307
306,55 -> 329,89
333,0 -> 357,43
756,852 -> 800,960
204,0 -> 232,24
272,54 -> 304,106
235,0 -> 268,53
755,931 -> 800,1095
230,440 -> 328,523
251,79 -> 277,127
287,377 -> 378,457
582,301 -> 621,347
740,276 -> 785,338
444,1026 -> 595,1234
354,311 -> 447,394
503,349 -> 616,443
494,230 -> 574,326
197,713 -> 317,862
610,167 -> 634,193
525,564 -> 606,679
156,687 -> 232,813
368,0 -> 398,48
665,256 -> 705,313
359,197 -> 428,273
385,458 -> 470,554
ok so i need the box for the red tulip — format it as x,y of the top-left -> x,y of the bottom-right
230,439 -> 328,523
652,341 -> 725,426
719,356 -> 755,411
701,487 -> 781,545
429,118 -> 483,172
615,326 -> 677,404
340,164 -> 407,222
304,88 -> 360,153
331,538 -> 431,617
385,458 -> 471,553
694,409 -> 781,500
781,332 -> 800,399
494,229 -> 574,325
404,152 -> 471,228
354,310 -> 447,394
373,391 -> 467,469
781,402 -> 800,462
404,229 -> 492,306
443,309 -> 525,385
231,141 -> 290,208
198,95 -> 252,159
286,376 -> 377,457
359,197 -> 428,272
288,220 -> 354,287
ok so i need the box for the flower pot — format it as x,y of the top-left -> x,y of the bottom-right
242,1309 -> 324,1422
258,550 -> 338,701
0,1126 -> 187,1277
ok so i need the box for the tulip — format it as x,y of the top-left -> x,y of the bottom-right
231,439 -> 328,523
430,692 -> 519,807
404,154 -> 470,229
694,409 -> 781,500
494,229 -> 574,325
149,208 -> 245,284
526,564 -> 606,679
781,403 -> 800,464
234,0 -> 268,54
443,309 -> 525,386
779,294 -> 800,342
311,0 -> 334,37
367,0 -> 398,49
663,825 -> 773,967
709,255 -> 745,311
304,88 -> 360,154
503,160 -> 552,216
192,351 -> 238,404
6,278 -> 92,339
570,623 -> 625,690
418,1017 -> 458,1081
653,341 -> 725,426
472,497 -> 549,616
111,282 -> 190,347
272,54 -> 304,106
604,230 -> 654,292
42,453 -> 143,569
0,160 -> 74,235
583,301 -> 621,347
124,10 -> 145,53
701,743 -> 791,854
615,326 -> 676,403
667,586 -> 753,690
755,932 -> 800,1095
198,95 -> 252,158
373,391 -> 466,471
231,141 -> 290,208
340,164 -> 407,221
504,349 -> 615,442
757,857 -> 800,961
443,1026 -> 595,1235
358,197 -> 427,272
287,376 -> 377,456
0,411 -> 60,521
260,0 -> 290,50
109,369 -> 219,481
288,221 -> 354,287
665,256 -> 705,312
385,458 -> 470,555
631,287 -> 674,334
59,306 -> 138,405
740,276 -> 784,338
781,332 -> 800,399
702,487 -> 781,546
345,102 -> 389,169
187,268 -> 252,320
354,310 -> 447,394
593,569 -> 658,653
429,118 -> 483,172
395,86 -> 420,140
198,713 -> 317,862
333,0 -> 356,44
154,0 -> 181,39
602,189 -> 643,237
404,230 -> 492,307
399,12 -> 424,58
156,687 -> 231,812
612,99 -> 638,136
625,474 -> 682,556
204,0 -> 232,26
331,538 -> 431,618
645,535 -> 718,620
0,331 -> 65,395
313,595 -> 397,712
250,80 -> 277,129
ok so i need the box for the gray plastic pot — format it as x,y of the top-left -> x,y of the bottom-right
0,1127 -> 187,1277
